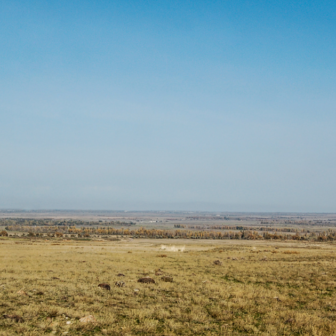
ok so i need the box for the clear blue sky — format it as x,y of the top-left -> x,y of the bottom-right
1,0 -> 335,212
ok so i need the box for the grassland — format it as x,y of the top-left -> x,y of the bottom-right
1,237 -> 336,335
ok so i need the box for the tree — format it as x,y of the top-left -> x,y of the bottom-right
0,230 -> 8,237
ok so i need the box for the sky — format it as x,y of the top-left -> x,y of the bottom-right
0,0 -> 336,212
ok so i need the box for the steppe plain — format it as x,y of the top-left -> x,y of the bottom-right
1,211 -> 336,335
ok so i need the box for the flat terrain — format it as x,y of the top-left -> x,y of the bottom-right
1,238 -> 336,335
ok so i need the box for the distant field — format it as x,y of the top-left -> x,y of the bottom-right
1,237 -> 336,335
3,212 -> 336,242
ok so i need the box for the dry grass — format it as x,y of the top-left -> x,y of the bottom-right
1,238 -> 336,335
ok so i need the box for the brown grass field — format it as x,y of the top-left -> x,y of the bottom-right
1,237 -> 336,335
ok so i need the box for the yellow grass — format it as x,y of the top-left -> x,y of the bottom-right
1,238 -> 336,335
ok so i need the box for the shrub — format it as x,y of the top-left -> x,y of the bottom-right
0,230 -> 8,237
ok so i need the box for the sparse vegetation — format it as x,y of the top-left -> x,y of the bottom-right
6,223 -> 336,241
1,237 -> 336,335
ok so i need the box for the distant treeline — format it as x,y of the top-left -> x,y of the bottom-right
175,224 -> 311,233
261,220 -> 336,226
0,218 -> 135,227
185,216 -> 336,226
4,225 -> 336,241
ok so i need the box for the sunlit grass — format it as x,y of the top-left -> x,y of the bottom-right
0,238 -> 336,335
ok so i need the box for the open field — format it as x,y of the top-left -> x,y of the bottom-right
1,238 -> 336,335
